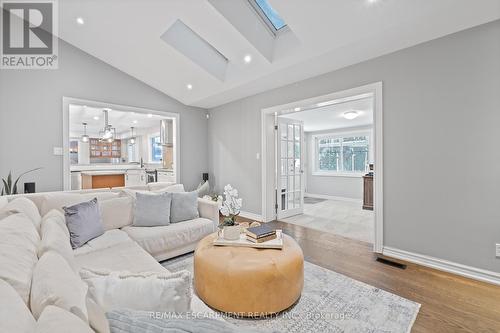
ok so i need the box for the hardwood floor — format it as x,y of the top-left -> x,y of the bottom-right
234,217 -> 500,333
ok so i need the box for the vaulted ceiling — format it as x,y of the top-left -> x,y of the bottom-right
58,0 -> 500,108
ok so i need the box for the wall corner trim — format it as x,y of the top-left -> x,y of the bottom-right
383,246 -> 500,286
239,210 -> 264,222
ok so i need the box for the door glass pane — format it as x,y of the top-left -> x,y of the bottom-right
281,193 -> 287,210
281,177 -> 287,191
281,159 -> 287,175
288,124 -> 293,140
288,142 -> 294,159
294,175 -> 300,190
294,191 -> 301,207
288,159 -> 294,174
288,192 -> 294,209
294,141 -> 300,158
280,125 -> 287,140
281,140 -> 287,158
294,125 -> 301,141
294,159 -> 301,174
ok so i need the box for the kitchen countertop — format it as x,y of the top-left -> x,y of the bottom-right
80,170 -> 128,176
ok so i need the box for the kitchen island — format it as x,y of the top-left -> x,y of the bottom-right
80,171 -> 126,189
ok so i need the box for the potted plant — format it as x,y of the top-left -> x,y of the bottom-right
219,184 -> 242,240
1,168 -> 42,196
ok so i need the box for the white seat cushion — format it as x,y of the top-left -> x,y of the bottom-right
0,213 -> 40,304
36,306 -> 93,333
0,197 -> 41,231
74,240 -> 166,274
123,218 -> 215,258
0,279 -> 36,333
41,209 -> 69,237
0,196 -> 7,210
30,251 -> 88,321
73,229 -> 132,256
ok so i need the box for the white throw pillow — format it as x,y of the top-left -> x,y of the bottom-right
35,306 -> 93,333
30,251 -> 88,321
39,215 -> 78,272
80,268 -> 192,313
0,197 -> 41,230
98,196 -> 133,230
0,279 -> 36,333
39,192 -> 120,216
0,213 -> 39,304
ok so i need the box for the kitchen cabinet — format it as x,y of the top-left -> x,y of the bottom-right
157,170 -> 175,183
89,138 -> 121,158
125,169 -> 147,187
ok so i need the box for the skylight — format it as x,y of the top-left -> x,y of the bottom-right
252,0 -> 287,32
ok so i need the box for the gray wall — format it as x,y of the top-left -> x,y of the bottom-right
0,40 -> 208,192
208,20 -> 500,272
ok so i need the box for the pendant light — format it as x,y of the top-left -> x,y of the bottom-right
99,109 -> 116,142
129,127 -> 136,145
81,122 -> 89,142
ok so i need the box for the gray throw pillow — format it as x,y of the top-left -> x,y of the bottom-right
63,198 -> 104,249
170,191 -> 199,223
133,192 -> 172,227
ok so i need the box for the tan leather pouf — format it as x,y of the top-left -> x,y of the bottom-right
194,233 -> 304,317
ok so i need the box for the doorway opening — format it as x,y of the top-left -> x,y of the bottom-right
261,82 -> 383,252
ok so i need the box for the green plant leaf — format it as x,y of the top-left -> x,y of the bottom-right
11,167 -> 42,195
2,178 -> 11,195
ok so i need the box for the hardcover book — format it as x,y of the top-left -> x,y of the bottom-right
246,224 -> 276,239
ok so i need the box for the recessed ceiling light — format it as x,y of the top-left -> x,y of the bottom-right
147,113 -> 153,118
76,17 -> 85,25
186,84 -> 193,90
93,116 -> 99,120
243,54 -> 252,64
133,120 -> 138,124
343,111 -> 359,120
294,107 -> 301,112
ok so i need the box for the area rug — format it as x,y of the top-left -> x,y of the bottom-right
304,197 -> 327,204
162,254 -> 420,333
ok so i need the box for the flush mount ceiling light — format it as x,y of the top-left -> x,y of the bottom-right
93,116 -> 99,120
186,84 -> 193,90
147,113 -> 153,118
81,123 -> 89,143
343,111 -> 360,120
76,17 -> 85,25
243,54 -> 252,64
294,107 -> 301,112
132,120 -> 138,124
129,127 -> 136,145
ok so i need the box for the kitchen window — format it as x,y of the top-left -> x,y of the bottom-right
313,132 -> 370,176
150,135 -> 162,163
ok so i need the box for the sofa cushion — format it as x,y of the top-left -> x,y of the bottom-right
133,191 -> 172,227
99,196 -> 133,230
123,218 -> 215,258
0,196 -> 7,210
0,197 -> 41,230
148,182 -> 183,192
41,209 -> 69,237
35,306 -> 93,333
64,198 -> 105,249
74,240 -> 166,274
40,192 -> 120,216
0,213 -> 39,304
30,251 -> 88,321
73,229 -> 131,256
39,214 -> 77,272
86,295 -> 110,333
0,279 -> 36,333
170,191 -> 199,223
80,269 -> 192,313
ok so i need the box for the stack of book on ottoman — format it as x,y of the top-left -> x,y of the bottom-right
214,224 -> 283,249
246,224 -> 277,243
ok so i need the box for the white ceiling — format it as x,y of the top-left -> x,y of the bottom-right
280,97 -> 373,132
57,0 -> 500,108
69,105 -> 168,138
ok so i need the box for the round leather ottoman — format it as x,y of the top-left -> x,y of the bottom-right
194,233 -> 304,317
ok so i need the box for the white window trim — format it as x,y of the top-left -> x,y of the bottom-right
311,130 -> 371,177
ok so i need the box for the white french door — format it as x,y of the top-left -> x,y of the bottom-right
276,117 -> 304,219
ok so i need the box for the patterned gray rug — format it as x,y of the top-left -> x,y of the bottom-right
162,254 -> 420,333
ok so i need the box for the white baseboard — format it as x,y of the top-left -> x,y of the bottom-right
383,246 -> 500,286
304,192 -> 361,203
239,210 -> 263,222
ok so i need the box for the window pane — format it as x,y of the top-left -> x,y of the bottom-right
342,136 -> 369,172
318,137 -> 341,171
151,136 -> 162,162
254,0 -> 287,30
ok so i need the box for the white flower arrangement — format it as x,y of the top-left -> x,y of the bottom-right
220,184 -> 242,223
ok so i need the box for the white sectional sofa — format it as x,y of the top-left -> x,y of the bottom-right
0,182 -> 220,332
